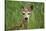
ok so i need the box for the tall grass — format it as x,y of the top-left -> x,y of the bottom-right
6,1 -> 44,30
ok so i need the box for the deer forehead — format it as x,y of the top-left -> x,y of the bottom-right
22,8 -> 31,13
22,8 -> 32,12
23,11 -> 31,13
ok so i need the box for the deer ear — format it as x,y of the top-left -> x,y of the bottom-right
30,5 -> 33,10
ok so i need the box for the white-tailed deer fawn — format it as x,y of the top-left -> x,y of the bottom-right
9,4 -> 33,30
15,5 -> 33,30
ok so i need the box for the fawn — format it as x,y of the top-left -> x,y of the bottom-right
9,5 -> 33,30
15,5 -> 33,29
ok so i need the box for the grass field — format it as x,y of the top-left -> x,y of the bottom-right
5,1 -> 44,31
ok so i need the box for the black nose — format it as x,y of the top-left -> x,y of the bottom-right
25,18 -> 28,20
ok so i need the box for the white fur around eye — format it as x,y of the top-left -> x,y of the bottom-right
27,12 -> 31,15
23,13 -> 25,15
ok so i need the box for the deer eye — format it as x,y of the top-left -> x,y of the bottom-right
28,13 -> 30,15
23,13 -> 25,15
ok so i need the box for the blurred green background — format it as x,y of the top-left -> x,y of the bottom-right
5,1 -> 44,30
